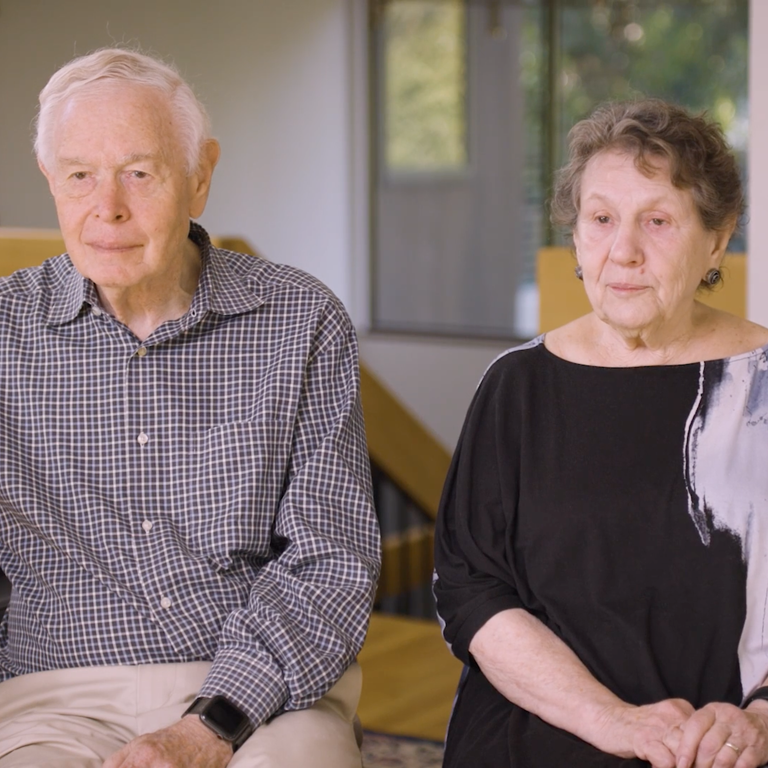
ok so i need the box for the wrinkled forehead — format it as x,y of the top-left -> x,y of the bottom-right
51,81 -> 183,162
576,148 -> 677,207
577,148 -> 700,221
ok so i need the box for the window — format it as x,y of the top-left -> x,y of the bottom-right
383,0 -> 468,173
370,0 -> 749,339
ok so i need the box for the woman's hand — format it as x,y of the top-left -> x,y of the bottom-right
596,698 -> 695,768
670,702 -> 768,768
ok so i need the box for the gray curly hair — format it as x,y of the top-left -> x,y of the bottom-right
550,98 -> 744,236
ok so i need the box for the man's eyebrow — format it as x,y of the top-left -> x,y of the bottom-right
57,157 -> 91,167
121,153 -> 162,164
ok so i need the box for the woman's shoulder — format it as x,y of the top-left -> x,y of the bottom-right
700,309 -> 768,360
480,336 -> 547,381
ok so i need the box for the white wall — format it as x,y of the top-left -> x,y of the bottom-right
0,0 -> 354,307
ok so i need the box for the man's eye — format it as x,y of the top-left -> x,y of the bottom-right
597,215 -> 610,224
71,172 -> 88,180
131,171 -> 149,179
650,217 -> 666,226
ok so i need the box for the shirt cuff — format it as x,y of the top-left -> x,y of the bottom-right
198,648 -> 288,727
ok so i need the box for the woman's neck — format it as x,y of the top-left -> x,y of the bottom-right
545,303 -> 768,368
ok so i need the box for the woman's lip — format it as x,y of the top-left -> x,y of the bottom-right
608,283 -> 647,291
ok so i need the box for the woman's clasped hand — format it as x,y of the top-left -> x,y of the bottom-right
604,700 -> 768,768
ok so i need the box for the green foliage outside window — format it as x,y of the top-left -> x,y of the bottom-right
383,0 -> 467,172
556,1 -> 748,158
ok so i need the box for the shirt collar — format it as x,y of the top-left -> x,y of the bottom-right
46,221 -> 264,326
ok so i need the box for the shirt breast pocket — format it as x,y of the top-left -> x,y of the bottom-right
183,420 -> 291,569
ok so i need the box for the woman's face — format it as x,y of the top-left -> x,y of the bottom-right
572,150 -> 730,337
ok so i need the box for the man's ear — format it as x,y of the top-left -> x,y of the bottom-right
38,159 -> 56,196
188,139 -> 221,220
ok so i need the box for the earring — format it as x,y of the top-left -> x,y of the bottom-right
705,268 -> 722,286
574,265 -> 584,281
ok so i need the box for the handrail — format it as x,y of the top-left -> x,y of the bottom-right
0,228 -> 452,521
360,367 -> 450,520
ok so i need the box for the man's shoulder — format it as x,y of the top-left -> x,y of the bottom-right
214,248 -> 334,295
209,247 -> 348,323
0,253 -> 73,304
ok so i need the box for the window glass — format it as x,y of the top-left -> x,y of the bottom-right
371,0 -> 748,339
383,0 -> 468,172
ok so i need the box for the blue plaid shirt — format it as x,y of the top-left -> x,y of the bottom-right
0,223 -> 380,727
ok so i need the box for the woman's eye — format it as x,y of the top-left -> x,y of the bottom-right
596,215 -> 610,224
72,172 -> 88,180
131,171 -> 148,179
650,218 -> 666,226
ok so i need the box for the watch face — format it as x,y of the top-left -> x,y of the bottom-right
202,696 -> 247,738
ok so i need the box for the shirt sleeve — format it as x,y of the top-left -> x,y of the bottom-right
433,359 -> 526,665
197,296 -> 381,726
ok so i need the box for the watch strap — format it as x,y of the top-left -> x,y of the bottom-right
183,695 -> 253,751
742,686 -> 768,709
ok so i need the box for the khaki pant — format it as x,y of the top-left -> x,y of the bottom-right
0,661 -> 363,768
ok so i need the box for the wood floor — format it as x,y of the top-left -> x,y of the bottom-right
357,612 -> 464,742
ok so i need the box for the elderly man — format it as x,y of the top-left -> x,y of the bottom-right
0,48 -> 380,768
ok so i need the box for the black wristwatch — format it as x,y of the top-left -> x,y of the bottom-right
742,686 -> 768,709
183,696 -> 254,752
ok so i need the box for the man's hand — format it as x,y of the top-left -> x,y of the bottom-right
669,701 -> 768,768
102,715 -> 234,768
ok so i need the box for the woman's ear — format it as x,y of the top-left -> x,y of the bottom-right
708,217 -> 738,269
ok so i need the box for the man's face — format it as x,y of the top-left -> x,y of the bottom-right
40,82 -> 212,294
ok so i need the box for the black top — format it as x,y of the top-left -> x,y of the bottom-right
434,338 -> 768,766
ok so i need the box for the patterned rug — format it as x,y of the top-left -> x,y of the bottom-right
362,731 -> 444,767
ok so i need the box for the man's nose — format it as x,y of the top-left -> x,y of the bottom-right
94,178 -> 129,222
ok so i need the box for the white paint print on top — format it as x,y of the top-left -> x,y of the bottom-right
685,346 -> 768,699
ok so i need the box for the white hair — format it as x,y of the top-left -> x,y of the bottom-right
34,48 -> 212,174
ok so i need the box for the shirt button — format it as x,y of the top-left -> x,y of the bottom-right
160,596 -> 172,609
137,432 -> 149,446
92,307 -> 102,317
142,520 -> 153,532
136,347 -> 148,357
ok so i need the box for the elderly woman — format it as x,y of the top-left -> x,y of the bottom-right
433,99 -> 768,768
